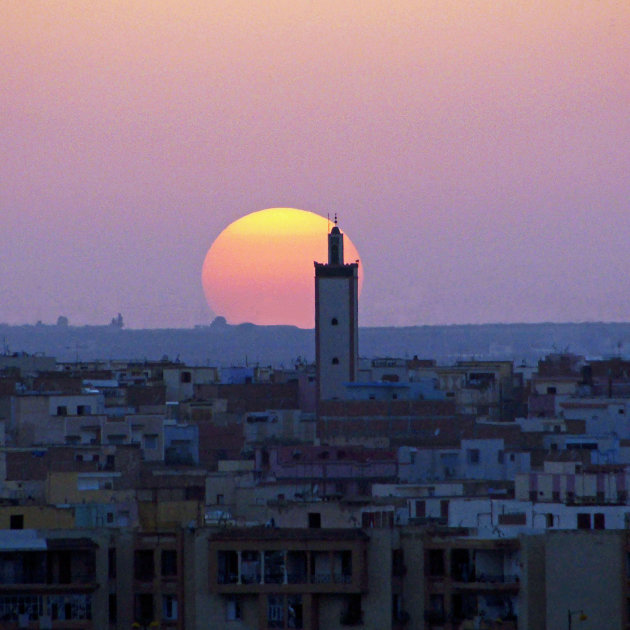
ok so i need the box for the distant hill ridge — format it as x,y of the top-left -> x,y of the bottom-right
2,321 -> 630,366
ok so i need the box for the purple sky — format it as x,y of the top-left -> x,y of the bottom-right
2,1 -> 630,328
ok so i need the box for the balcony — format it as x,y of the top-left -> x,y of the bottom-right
211,527 -> 368,594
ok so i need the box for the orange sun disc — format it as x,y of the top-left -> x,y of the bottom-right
201,208 -> 362,328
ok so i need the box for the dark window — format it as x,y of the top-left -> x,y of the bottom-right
440,500 -> 449,520
108,548 -> 117,578
109,594 -> 117,623
134,593 -> 154,624
134,550 -> 154,581
577,513 -> 591,529
161,549 -> 177,577
552,491 -> 560,502
547,386 -> 557,394
341,594 -> 362,626
217,494 -> 224,505
546,513 -> 554,528
426,549 -> 445,576
56,406 -> 67,416
392,549 -> 405,577
308,512 -> 321,529
331,318 -> 338,326
185,485 -> 204,500
10,514 -> 24,529
497,450 -> 504,464
105,454 -> 115,470
415,500 -> 426,518
594,513 -> 605,530
332,357 -> 339,365
77,405 -> 90,416
467,449 -> 480,464
180,371 -> 192,383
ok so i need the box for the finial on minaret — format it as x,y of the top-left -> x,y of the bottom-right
328,216 -> 344,265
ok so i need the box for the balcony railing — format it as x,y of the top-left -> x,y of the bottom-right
0,572 -> 97,586
218,571 -> 353,585
450,571 -> 519,584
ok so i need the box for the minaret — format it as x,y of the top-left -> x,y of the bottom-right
314,219 -> 359,401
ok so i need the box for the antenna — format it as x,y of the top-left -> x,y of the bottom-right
334,212 -> 338,226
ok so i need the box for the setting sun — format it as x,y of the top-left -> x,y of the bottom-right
201,208 -> 362,328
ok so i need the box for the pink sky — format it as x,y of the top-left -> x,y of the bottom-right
2,1 -> 630,328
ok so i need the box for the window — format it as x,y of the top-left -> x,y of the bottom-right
497,450 -> 504,464
331,318 -> 338,326
227,598 -> 242,621
308,512 -> 321,529
498,512 -> 526,525
392,549 -> 405,576
546,513 -> 554,528
577,513 -> 591,529
106,512 -> 114,524
134,550 -> 154,581
217,494 -> 225,505
594,513 -> 605,530
425,550 -> 445,577
161,550 -> 177,577
180,371 -> 192,383
108,594 -> 117,623
547,386 -> 557,394
415,500 -> 426,518
185,486 -> 204,500
10,514 -> 24,530
162,595 -> 177,620
108,548 -> 117,578
144,435 -> 158,449
77,405 -> 90,416
268,595 -> 284,628
56,406 -> 68,416
332,357 -> 339,365
134,594 -> 153,624
467,449 -> 480,464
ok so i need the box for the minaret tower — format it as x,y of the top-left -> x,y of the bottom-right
314,217 -> 359,401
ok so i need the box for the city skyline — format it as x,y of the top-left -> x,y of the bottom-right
2,1 -> 630,328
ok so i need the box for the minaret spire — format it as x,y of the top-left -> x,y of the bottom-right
328,217 -> 344,265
